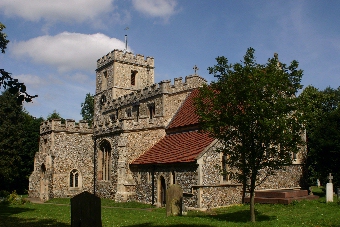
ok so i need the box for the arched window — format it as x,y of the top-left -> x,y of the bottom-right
70,169 -> 79,188
98,140 -> 111,181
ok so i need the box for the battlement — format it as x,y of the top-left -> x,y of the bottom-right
97,49 -> 154,70
40,119 -> 93,134
101,74 -> 207,109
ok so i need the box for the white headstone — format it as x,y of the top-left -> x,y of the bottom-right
316,179 -> 320,187
326,173 -> 333,203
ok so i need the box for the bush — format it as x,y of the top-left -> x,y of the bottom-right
6,191 -> 30,205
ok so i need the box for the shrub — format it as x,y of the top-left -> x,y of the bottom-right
6,191 -> 30,205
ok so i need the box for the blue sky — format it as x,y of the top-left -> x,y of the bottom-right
1,0 -> 340,121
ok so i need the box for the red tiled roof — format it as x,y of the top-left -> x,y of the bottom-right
168,89 -> 200,129
131,130 -> 215,164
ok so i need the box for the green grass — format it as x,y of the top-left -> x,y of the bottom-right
0,190 -> 339,227
46,197 -> 154,209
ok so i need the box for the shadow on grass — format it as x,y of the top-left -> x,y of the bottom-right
191,209 -> 276,223
123,224 -> 213,227
0,204 -> 69,227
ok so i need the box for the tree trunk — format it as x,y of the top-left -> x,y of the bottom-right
241,180 -> 246,203
250,190 -> 255,222
250,176 -> 256,222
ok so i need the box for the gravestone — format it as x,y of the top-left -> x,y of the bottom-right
326,173 -> 333,203
71,191 -> 102,227
166,184 -> 183,216
316,179 -> 320,187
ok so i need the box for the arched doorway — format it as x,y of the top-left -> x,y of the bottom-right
40,163 -> 48,201
159,176 -> 166,207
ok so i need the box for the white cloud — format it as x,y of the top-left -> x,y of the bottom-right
15,74 -> 46,88
132,0 -> 178,19
11,32 -> 128,72
0,0 -> 114,22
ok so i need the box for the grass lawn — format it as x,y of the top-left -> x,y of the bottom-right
0,187 -> 339,227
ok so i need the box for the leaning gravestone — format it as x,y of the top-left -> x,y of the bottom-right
166,184 -> 183,216
71,191 -> 102,227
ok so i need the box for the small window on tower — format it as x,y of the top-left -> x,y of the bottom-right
126,108 -> 132,118
102,71 -> 108,90
149,104 -> 155,119
131,70 -> 137,86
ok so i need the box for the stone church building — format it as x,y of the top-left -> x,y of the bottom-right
29,49 -> 306,208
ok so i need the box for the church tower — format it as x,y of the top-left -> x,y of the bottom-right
95,49 -> 155,99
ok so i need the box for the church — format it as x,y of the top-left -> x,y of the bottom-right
28,49 -> 306,209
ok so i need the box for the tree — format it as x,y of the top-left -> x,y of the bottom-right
0,90 -> 42,193
0,22 -> 37,104
20,114 -> 44,193
80,93 -> 94,126
0,22 -> 9,53
194,48 -> 304,222
0,90 -> 43,194
0,90 -> 25,192
300,86 -> 340,186
47,110 -> 65,123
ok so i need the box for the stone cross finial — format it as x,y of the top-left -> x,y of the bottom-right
328,173 -> 333,183
193,65 -> 199,75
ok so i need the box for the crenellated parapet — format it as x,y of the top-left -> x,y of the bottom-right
100,74 -> 207,110
96,49 -> 154,71
40,119 -> 93,134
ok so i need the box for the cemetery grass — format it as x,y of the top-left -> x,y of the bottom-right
0,190 -> 339,227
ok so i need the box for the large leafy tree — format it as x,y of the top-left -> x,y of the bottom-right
300,86 -> 340,186
0,22 -> 37,104
80,93 -> 94,126
194,48 -> 304,222
0,90 -> 42,193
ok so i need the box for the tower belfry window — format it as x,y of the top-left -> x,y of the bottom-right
149,104 -> 155,119
102,71 -> 108,90
131,70 -> 137,86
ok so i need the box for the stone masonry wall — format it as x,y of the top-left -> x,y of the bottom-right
198,142 -> 242,208
131,164 -> 199,207
29,119 -> 93,201
52,132 -> 94,198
